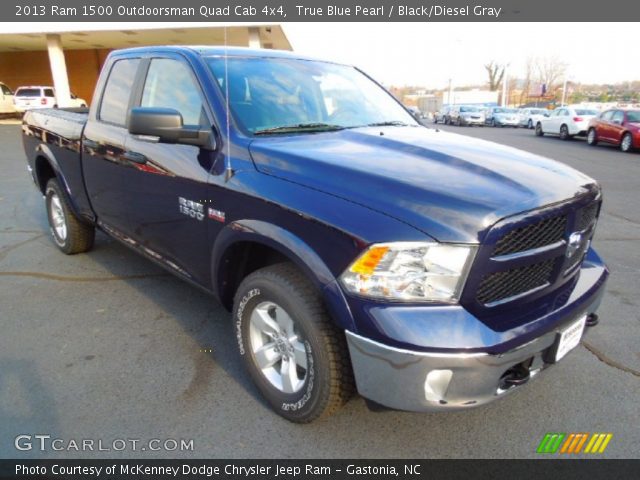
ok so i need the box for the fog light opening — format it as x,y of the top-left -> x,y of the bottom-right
424,369 -> 453,403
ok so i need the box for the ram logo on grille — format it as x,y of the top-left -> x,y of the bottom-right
566,232 -> 584,258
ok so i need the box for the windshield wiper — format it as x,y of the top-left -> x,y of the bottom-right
254,123 -> 345,135
363,121 -> 415,127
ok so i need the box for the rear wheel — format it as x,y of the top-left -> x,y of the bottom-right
560,124 -> 571,140
621,132 -> 633,152
233,263 -> 353,423
527,119 -> 533,129
535,122 -> 544,136
45,178 -> 95,254
587,128 -> 598,146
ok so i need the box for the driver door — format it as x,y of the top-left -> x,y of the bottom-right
122,55 -> 216,286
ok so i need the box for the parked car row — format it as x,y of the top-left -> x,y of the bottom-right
433,102 -> 638,153
0,82 -> 87,114
433,105 -> 550,128
535,107 -> 639,152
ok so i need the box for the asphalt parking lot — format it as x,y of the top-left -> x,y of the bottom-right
1,122 -> 639,459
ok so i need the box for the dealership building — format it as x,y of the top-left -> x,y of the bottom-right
0,24 -> 292,107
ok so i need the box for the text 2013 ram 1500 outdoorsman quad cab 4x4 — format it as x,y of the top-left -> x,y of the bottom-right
22,46 -> 608,423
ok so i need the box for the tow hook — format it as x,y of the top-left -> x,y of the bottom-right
586,313 -> 599,327
499,364 -> 531,390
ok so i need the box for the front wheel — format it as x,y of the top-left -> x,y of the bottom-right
587,128 -> 598,146
621,133 -> 633,152
45,178 -> 95,254
233,263 -> 354,423
535,122 -> 544,136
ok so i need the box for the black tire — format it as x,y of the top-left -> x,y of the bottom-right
535,122 -> 544,136
45,178 -> 95,254
233,263 -> 354,423
456,117 -> 462,126
587,128 -> 598,146
527,119 -> 533,129
560,124 -> 571,140
621,132 -> 633,152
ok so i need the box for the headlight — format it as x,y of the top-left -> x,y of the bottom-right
339,242 -> 476,302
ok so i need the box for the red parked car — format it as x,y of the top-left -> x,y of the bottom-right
587,109 -> 640,152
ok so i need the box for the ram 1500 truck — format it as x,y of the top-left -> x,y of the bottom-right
22,46 -> 608,423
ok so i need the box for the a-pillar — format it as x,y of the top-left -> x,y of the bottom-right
46,34 -> 72,108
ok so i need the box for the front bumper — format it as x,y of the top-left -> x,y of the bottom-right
345,256 -> 607,412
461,116 -> 485,125
494,117 -> 519,126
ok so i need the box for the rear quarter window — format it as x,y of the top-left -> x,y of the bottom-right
99,58 -> 140,126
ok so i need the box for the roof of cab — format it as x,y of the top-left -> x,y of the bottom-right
110,45 -> 343,65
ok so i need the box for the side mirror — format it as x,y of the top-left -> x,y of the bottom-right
128,107 -> 216,150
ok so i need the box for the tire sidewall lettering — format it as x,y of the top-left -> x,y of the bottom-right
281,340 -> 314,412
236,287 -> 260,356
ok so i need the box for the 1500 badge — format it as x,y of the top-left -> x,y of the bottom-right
179,197 -> 204,221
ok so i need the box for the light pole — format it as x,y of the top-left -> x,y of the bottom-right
502,63 -> 509,107
448,78 -> 453,105
561,75 -> 568,106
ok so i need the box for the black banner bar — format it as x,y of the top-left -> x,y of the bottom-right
3,0 -> 640,22
1,460 -> 639,480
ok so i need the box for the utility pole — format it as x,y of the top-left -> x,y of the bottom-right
502,64 -> 509,107
561,76 -> 568,106
448,78 -> 453,105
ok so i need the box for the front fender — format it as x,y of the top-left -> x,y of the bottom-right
211,219 -> 355,331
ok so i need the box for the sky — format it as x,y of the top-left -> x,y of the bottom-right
2,22 -> 635,88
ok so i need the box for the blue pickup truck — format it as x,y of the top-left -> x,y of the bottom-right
22,46 -> 608,423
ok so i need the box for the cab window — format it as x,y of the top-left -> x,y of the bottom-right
100,58 -> 140,126
141,58 -> 205,126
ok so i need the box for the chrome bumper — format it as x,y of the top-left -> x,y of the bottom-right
346,300 -> 603,412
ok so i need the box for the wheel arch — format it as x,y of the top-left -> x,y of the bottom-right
211,220 -> 355,331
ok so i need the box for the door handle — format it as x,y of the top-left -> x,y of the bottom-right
121,151 -> 147,165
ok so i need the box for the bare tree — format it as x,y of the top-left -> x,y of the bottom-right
519,56 -> 536,105
534,56 -> 567,92
484,61 -> 505,91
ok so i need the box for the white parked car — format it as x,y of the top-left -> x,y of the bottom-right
13,86 -> 87,113
0,82 -> 16,113
535,107 -> 599,140
518,108 -> 549,129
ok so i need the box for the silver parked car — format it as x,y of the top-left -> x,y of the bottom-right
485,107 -> 520,127
449,105 -> 486,126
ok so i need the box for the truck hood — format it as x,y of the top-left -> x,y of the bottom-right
248,126 -> 596,243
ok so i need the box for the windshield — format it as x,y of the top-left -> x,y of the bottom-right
15,88 -> 41,97
627,111 -> 640,122
494,108 -> 518,114
575,109 -> 598,116
460,106 -> 481,112
206,57 -> 417,134
530,109 -> 547,115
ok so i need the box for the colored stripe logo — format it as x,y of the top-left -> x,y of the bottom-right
537,433 -> 612,454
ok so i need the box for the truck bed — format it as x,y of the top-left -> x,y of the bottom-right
23,108 -> 89,142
